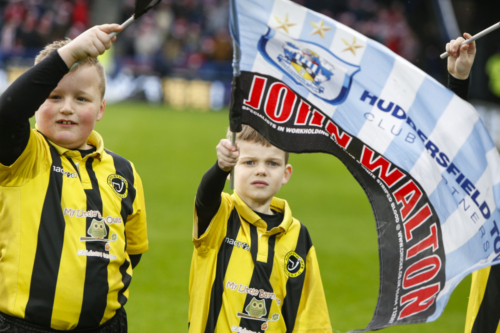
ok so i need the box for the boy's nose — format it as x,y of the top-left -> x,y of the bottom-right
255,165 -> 267,176
60,100 -> 75,114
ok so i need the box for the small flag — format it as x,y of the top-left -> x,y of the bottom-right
229,0 -> 500,331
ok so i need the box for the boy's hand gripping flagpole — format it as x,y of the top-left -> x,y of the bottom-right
440,21 -> 500,59
69,0 -> 162,71
229,0 -> 242,190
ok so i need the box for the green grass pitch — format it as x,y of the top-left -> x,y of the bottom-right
95,102 -> 471,333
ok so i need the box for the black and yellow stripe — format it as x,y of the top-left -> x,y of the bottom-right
107,149 -> 137,308
465,265 -> 500,333
77,156 -> 109,329
281,223 -> 312,330
204,209 -> 242,332
25,144 -> 66,327
0,129 -> 148,330
238,221 -> 277,331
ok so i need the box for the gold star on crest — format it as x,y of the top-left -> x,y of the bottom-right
274,13 -> 296,34
310,19 -> 332,39
342,37 -> 364,55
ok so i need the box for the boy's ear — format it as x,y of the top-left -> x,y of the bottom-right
282,164 -> 293,185
96,98 -> 106,122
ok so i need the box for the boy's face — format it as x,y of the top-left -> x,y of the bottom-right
234,141 -> 292,213
35,65 -> 105,150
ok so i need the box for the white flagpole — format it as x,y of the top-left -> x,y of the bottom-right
440,22 -> 500,59
69,16 -> 135,71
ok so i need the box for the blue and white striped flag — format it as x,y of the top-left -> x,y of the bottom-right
229,0 -> 500,331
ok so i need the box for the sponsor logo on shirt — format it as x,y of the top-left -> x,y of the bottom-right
77,249 -> 117,260
52,166 -> 77,178
63,208 -> 123,224
231,327 -> 258,333
78,217 -> 119,252
225,281 -> 278,301
226,281 -> 281,330
236,297 -> 280,330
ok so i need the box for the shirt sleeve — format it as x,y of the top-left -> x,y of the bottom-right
195,161 -> 230,237
129,254 -> 142,269
293,246 -> 333,332
448,73 -> 470,101
193,193 -> 233,250
0,51 -> 68,166
125,165 -> 149,255
0,129 -> 51,187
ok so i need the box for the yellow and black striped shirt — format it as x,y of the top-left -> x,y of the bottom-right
465,265 -> 500,333
0,128 -> 148,330
189,192 -> 332,332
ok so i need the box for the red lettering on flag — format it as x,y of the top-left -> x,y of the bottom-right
244,76 -> 267,110
309,110 -> 325,127
398,283 -> 440,319
326,120 -> 352,149
403,204 -> 432,242
295,100 -> 312,125
394,180 -> 423,221
403,255 -> 441,289
360,146 -> 405,187
264,82 -> 297,123
406,224 -> 439,259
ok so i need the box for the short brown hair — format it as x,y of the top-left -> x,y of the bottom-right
35,38 -> 106,99
227,125 -> 290,164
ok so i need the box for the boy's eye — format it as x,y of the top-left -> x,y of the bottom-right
49,95 -> 61,99
77,97 -> 87,102
269,161 -> 278,166
244,161 -> 254,165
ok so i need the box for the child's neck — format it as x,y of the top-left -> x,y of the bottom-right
255,209 -> 275,216
235,190 -> 274,214
254,206 -> 273,215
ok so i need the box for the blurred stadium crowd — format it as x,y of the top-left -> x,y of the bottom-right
0,0 -> 233,78
0,0 -> 431,79
0,0 -> 498,108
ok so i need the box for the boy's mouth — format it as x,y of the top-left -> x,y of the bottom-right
56,120 -> 77,125
251,180 -> 268,187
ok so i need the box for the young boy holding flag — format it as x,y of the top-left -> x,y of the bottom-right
0,24 -> 148,332
189,125 -> 332,332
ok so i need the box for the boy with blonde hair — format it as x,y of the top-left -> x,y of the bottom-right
0,24 -> 148,332
189,125 -> 332,332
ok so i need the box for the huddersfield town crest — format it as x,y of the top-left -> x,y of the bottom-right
258,28 -> 360,105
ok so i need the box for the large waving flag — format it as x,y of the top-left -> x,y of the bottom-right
229,0 -> 500,331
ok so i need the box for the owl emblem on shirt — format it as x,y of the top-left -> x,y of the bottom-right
245,297 -> 267,318
88,219 -> 107,239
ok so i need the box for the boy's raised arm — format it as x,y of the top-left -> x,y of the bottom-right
0,52 -> 69,166
0,24 -> 121,166
446,32 -> 476,101
195,139 -> 238,236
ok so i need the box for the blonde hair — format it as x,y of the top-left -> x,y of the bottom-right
35,38 -> 106,99
227,125 -> 290,164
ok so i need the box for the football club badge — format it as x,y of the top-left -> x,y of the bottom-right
258,28 -> 360,105
108,174 -> 128,198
